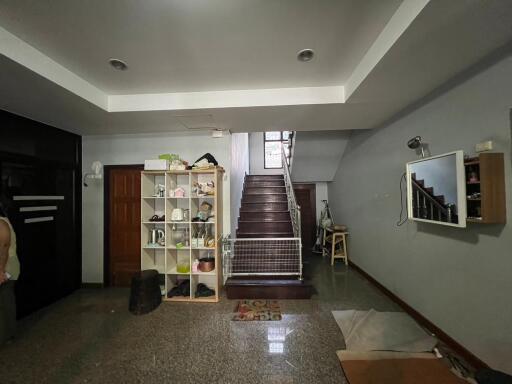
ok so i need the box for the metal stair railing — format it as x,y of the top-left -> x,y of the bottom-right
282,144 -> 301,239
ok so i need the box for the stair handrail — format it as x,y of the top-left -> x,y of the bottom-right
411,178 -> 448,213
282,144 -> 301,239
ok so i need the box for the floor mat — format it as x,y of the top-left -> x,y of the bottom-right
332,309 -> 437,352
232,300 -> 282,321
339,355 -> 467,384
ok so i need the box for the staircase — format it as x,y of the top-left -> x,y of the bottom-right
237,174 -> 293,238
225,173 -> 313,299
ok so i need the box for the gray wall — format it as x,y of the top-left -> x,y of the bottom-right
328,55 -> 512,373
291,130 -> 350,182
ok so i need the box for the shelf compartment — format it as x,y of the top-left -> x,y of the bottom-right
464,153 -> 506,224
167,266 -> 191,275
164,274 -> 191,300
166,173 -> 190,199
141,248 -> 165,273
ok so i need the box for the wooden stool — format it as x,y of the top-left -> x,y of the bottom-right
129,270 -> 161,315
331,232 -> 349,266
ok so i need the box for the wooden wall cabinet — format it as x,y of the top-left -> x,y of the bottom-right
465,152 -> 506,224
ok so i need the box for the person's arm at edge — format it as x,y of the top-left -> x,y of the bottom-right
0,219 -> 11,284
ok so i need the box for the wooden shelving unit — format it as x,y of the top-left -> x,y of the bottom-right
464,153 -> 506,224
140,167 -> 224,302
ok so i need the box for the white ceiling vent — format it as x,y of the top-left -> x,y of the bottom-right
177,114 -> 217,130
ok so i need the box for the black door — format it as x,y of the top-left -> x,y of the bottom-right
1,160 -> 80,317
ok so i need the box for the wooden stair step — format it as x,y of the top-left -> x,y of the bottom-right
239,211 -> 290,221
244,181 -> 285,187
244,187 -> 286,194
242,194 -> 288,203
236,232 -> 294,238
226,277 -> 313,299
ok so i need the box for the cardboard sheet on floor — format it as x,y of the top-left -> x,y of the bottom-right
332,309 -> 437,352
338,355 -> 467,384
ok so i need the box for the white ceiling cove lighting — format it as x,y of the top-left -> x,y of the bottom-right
297,49 -> 314,62
109,58 -> 128,71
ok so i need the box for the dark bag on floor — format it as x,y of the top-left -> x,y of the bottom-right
129,270 -> 161,315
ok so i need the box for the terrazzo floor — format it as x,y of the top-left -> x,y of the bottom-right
0,255 -> 400,384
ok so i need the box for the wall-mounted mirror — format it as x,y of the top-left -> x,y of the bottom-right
406,151 -> 467,227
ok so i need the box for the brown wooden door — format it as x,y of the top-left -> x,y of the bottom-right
293,184 -> 316,252
106,166 -> 142,286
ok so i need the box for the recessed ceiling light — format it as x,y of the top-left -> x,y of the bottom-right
109,58 -> 128,71
297,49 -> 314,62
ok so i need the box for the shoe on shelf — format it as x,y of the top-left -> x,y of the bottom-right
167,280 -> 190,297
195,283 -> 215,298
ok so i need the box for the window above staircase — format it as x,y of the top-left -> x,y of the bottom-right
264,131 -> 293,169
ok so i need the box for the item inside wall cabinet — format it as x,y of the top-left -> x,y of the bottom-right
153,184 -> 165,197
169,187 -> 186,198
149,214 -> 165,222
167,279 -> 190,297
194,201 -> 213,221
198,256 -> 215,272
195,283 -> 215,298
149,229 -> 165,246
193,181 -> 215,197
171,208 -> 185,221
192,259 -> 199,273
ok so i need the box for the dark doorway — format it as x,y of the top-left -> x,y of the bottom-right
293,183 -> 316,252
104,165 -> 143,287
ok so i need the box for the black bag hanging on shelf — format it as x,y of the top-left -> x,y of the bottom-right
193,153 -> 218,166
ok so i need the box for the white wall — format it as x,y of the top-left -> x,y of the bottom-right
329,56 -> 512,373
230,133 -> 249,234
82,131 -> 231,283
249,132 -> 282,175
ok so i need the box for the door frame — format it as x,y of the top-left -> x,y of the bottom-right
292,183 -> 317,245
103,164 -> 144,287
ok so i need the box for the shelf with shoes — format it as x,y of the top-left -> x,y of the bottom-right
141,167 -> 224,303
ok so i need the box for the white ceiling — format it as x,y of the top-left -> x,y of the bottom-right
0,0 -> 511,136
0,0 -> 400,94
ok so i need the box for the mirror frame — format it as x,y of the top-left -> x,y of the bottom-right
406,150 -> 467,228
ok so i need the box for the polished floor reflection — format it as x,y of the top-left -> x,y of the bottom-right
0,255 -> 399,384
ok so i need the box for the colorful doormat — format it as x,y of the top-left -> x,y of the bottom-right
232,300 -> 282,321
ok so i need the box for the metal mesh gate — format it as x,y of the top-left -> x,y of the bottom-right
223,237 -> 302,278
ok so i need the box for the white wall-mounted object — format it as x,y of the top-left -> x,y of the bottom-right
475,140 -> 493,153
211,129 -> 226,138
406,150 -> 467,228
83,160 -> 103,186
